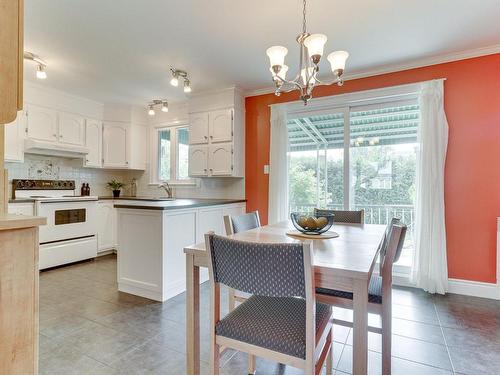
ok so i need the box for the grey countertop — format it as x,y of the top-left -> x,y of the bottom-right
112,198 -> 246,210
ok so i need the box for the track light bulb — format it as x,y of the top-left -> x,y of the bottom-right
170,76 -> 179,87
148,105 -> 155,116
161,102 -> 169,112
36,65 -> 47,79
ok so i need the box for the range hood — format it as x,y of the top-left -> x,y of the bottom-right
24,139 -> 89,159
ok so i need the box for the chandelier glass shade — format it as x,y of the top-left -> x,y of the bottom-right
266,0 -> 349,104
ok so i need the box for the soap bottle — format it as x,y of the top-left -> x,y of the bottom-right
80,183 -> 86,196
85,183 -> 91,196
130,178 -> 137,197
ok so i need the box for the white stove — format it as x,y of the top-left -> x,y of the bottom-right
13,179 -> 98,269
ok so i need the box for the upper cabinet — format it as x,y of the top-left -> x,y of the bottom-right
58,112 -> 85,146
209,109 -> 233,143
4,110 -> 25,163
189,112 -> 209,144
102,122 -> 129,168
128,124 -> 147,170
84,119 -> 102,168
25,104 -> 58,142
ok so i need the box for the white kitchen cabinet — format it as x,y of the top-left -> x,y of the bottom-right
4,110 -> 25,162
209,109 -> 233,143
25,104 -> 58,142
84,119 -> 102,168
102,122 -> 128,168
128,124 -> 147,170
8,202 -> 35,216
208,143 -> 233,176
188,112 -> 209,144
58,112 -> 85,146
97,201 -> 117,252
196,207 -> 224,242
188,145 -> 208,176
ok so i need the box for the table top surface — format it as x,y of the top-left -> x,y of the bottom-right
185,221 -> 386,280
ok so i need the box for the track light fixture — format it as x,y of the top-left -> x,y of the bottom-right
170,68 -> 191,93
147,100 -> 168,116
24,51 -> 48,80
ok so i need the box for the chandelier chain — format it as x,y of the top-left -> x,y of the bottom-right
302,0 -> 307,34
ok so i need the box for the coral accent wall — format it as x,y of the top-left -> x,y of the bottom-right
245,53 -> 500,283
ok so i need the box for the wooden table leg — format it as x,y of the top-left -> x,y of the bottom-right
186,254 -> 200,375
353,279 -> 369,375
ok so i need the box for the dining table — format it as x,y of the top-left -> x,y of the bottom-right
184,220 -> 386,375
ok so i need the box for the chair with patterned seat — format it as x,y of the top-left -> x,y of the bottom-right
314,208 -> 365,224
315,221 -> 406,375
223,211 -> 261,312
205,233 -> 334,375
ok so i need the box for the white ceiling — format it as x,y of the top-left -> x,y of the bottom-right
24,0 -> 500,105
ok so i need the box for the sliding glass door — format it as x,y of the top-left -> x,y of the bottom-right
287,100 -> 419,274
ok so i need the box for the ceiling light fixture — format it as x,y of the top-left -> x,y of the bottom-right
147,100 -> 169,116
24,51 -> 48,80
170,68 -> 191,93
266,0 -> 349,105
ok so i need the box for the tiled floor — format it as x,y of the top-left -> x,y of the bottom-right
39,255 -> 500,375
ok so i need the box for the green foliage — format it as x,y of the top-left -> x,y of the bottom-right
107,179 -> 124,190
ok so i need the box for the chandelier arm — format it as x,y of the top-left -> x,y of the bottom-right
274,76 -> 304,92
312,70 -> 342,86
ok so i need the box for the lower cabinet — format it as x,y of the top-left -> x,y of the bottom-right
97,201 -> 117,252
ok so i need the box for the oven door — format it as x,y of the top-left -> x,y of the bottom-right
37,201 -> 97,244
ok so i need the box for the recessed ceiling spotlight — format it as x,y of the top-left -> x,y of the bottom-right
24,51 -> 48,80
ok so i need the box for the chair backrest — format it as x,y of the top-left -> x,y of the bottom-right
378,218 -> 401,273
223,211 -> 261,235
381,222 -> 407,277
314,208 -> 365,224
205,233 -> 313,298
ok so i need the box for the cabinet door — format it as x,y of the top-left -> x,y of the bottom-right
209,109 -> 233,143
26,104 -> 58,142
97,201 -> 116,251
4,110 -> 25,162
208,143 -> 233,176
128,124 -> 147,170
189,112 -> 209,144
102,122 -> 128,168
85,119 -> 102,168
58,112 -> 85,146
188,145 -> 208,176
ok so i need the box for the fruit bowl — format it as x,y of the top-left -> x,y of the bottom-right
290,212 -> 334,235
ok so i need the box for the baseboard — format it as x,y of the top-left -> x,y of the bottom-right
96,249 -> 116,257
448,278 -> 500,300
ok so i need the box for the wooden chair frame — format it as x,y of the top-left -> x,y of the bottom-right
316,224 -> 405,375
205,233 -> 334,375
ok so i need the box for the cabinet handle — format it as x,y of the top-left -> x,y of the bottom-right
204,136 -> 208,139
210,135 -> 213,139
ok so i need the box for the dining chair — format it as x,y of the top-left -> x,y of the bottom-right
205,233 -> 334,375
223,211 -> 260,311
316,221 -> 407,375
314,208 -> 365,224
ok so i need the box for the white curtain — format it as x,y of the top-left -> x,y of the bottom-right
412,80 -> 449,294
268,105 -> 289,224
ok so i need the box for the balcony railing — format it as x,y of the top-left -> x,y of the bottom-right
289,203 -> 415,229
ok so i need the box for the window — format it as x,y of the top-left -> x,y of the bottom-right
287,100 -> 419,274
154,125 -> 193,184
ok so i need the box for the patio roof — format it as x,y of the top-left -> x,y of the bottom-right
288,104 -> 419,152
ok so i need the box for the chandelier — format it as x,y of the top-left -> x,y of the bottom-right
266,0 -> 349,104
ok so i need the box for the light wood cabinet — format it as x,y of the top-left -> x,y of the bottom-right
102,122 -> 128,168
208,143 -> 233,176
84,119 -> 102,168
188,145 -> 208,176
4,110 -> 25,163
58,112 -> 85,146
188,112 -> 209,144
97,201 -> 117,252
26,104 -> 58,142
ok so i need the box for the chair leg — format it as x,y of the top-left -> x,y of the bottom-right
228,288 -> 236,312
210,343 -> 220,375
248,354 -> 256,374
382,304 -> 391,375
326,330 -> 333,374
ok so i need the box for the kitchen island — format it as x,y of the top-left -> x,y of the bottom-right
114,198 -> 245,301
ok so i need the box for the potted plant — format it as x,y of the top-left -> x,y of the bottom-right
107,179 -> 125,198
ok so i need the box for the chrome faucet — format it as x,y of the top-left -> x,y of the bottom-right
158,182 -> 173,198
